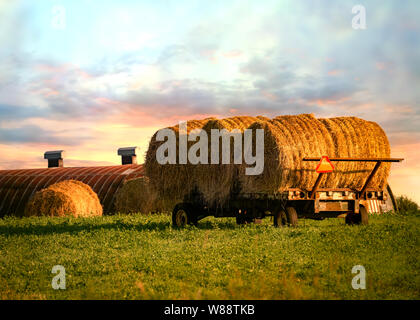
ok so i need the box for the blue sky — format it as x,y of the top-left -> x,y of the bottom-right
0,0 -> 419,201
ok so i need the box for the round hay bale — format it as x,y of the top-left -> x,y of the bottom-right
195,116 -> 263,204
319,117 -> 390,190
145,114 -> 391,205
242,114 -> 391,193
240,114 -> 335,193
145,118 -> 214,202
24,180 -> 102,217
114,177 -> 174,214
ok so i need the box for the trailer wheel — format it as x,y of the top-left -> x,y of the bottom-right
236,215 -> 245,225
172,203 -> 197,227
286,207 -> 298,227
345,206 -> 368,225
274,210 -> 287,227
236,215 -> 254,225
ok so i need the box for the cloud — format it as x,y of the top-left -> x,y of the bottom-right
0,104 -> 48,120
0,125 -> 89,145
0,0 -> 418,204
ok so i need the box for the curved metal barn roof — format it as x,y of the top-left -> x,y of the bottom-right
0,164 -> 143,217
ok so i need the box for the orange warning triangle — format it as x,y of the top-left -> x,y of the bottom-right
316,156 -> 335,173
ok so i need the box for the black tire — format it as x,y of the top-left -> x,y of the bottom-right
345,206 -> 369,225
236,215 -> 245,225
273,210 -> 287,227
236,215 -> 254,225
285,207 -> 298,227
236,210 -> 254,225
345,213 -> 355,225
172,203 -> 197,227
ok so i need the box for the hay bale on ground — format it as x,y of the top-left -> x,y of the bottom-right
24,180 -> 102,217
241,114 -> 390,193
115,177 -> 174,214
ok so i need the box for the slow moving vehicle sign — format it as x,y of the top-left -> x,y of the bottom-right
315,156 -> 335,173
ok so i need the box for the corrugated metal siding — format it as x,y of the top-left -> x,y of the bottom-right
0,165 -> 143,217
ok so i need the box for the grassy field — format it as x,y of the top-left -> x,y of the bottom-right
0,213 -> 419,300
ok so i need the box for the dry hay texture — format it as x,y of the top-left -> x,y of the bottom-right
318,117 -> 391,189
145,118 -> 214,202
115,177 -> 175,214
24,180 -> 103,217
145,114 -> 391,205
241,114 -> 390,194
195,116 -> 266,203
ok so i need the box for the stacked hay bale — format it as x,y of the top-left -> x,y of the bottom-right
241,115 -> 391,193
145,116 -> 269,204
145,118 -> 214,202
240,114 -> 335,193
24,180 -> 102,217
114,177 -> 175,214
195,116 -> 265,203
318,117 -> 390,189
145,114 -> 391,206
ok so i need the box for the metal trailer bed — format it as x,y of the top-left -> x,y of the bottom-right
171,157 -> 403,227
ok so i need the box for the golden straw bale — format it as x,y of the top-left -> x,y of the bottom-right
319,117 -> 390,190
195,116 -> 263,204
114,177 -> 174,214
145,114 -> 391,206
317,118 -> 347,186
240,114 -> 334,193
24,180 -> 102,217
145,118 -> 214,202
241,114 -> 390,193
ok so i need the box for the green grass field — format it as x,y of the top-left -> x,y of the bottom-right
0,213 -> 419,300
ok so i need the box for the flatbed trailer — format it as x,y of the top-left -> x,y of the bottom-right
172,157 -> 403,227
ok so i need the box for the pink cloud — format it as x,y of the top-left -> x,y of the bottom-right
384,105 -> 414,114
388,142 -> 420,205
375,62 -> 386,70
327,69 -> 342,76
222,50 -> 242,58
97,98 -> 221,127
200,49 -> 218,62
308,96 -> 351,106
261,91 -> 277,101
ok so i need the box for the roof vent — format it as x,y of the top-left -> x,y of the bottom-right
44,150 -> 65,168
117,147 -> 137,165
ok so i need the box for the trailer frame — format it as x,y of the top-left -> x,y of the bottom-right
172,157 -> 403,227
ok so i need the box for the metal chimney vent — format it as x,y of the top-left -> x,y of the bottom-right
44,150 -> 65,168
117,147 -> 137,165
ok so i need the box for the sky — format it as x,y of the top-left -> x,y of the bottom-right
0,0 -> 419,203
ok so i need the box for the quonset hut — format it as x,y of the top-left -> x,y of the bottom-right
0,148 -> 143,217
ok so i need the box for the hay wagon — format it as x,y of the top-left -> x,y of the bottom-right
172,157 -> 403,227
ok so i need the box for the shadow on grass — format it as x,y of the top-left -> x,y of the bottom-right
0,219 -> 238,236
194,219 -> 238,230
0,221 -> 169,236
